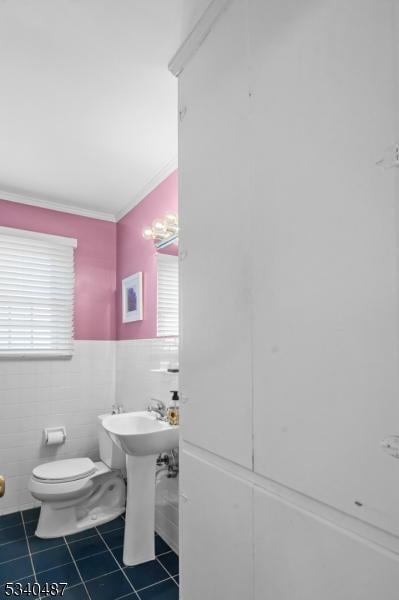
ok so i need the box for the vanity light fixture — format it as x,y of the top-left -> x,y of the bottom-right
142,212 -> 179,247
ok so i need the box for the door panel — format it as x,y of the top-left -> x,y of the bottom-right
179,0 -> 252,469
251,0 -> 399,534
180,450 -> 253,600
255,488 -> 399,600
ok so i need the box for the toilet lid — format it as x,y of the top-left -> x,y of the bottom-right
33,458 -> 96,483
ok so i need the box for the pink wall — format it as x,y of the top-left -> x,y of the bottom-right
0,199 -> 117,340
0,170 -> 177,341
117,170 -> 178,340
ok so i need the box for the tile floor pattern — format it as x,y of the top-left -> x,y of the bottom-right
0,509 -> 179,599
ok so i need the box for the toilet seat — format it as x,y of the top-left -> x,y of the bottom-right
28,412 -> 126,538
32,458 -> 96,484
29,460 -> 126,538
29,460 -> 112,504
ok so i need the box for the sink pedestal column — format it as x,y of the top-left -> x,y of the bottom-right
123,454 -> 157,566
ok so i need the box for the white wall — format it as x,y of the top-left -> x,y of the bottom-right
116,338 -> 178,412
116,337 -> 179,551
179,0 -> 213,40
155,472 -> 179,554
176,0 -> 399,598
0,341 -> 115,515
1,336 -> 180,553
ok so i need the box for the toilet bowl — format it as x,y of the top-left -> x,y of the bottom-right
28,415 -> 126,538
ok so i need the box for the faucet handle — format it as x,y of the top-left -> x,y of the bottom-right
149,398 -> 165,410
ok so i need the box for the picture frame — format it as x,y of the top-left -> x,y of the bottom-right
122,272 -> 143,323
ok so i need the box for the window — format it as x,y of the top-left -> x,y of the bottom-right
156,253 -> 179,337
0,227 -> 77,357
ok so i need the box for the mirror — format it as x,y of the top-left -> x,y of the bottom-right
155,233 -> 178,253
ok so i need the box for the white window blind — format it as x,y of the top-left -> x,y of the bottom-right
157,253 -> 179,337
0,226 -> 77,357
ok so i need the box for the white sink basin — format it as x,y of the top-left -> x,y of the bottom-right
101,410 -> 179,567
102,411 -> 178,456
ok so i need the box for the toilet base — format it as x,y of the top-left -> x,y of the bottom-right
34,470 -> 126,539
35,503 -> 125,539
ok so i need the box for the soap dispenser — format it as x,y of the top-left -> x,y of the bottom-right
167,391 -> 180,426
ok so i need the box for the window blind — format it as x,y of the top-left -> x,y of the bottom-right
156,253 -> 179,337
0,226 -> 77,357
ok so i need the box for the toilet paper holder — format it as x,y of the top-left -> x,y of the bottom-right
44,427 -> 66,446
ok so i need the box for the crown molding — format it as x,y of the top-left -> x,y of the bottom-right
168,0 -> 232,77
0,156 -> 178,223
116,156 -> 178,222
0,188 -> 116,222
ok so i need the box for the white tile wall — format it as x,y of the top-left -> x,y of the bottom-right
0,336 -> 179,553
116,338 -> 179,412
116,337 -> 179,552
155,473 -> 179,554
0,341 -> 115,515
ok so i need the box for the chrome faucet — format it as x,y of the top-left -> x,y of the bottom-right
147,398 -> 167,420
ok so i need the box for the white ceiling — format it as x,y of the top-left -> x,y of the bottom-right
0,0 -> 182,220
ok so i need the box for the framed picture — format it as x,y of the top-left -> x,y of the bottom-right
122,272 -> 143,323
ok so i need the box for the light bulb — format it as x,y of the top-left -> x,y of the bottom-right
164,212 -> 178,226
142,227 -> 154,240
152,218 -> 167,233
155,231 -> 170,240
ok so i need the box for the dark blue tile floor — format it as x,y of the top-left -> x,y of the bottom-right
0,509 -> 179,599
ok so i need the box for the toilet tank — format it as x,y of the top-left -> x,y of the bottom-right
97,414 -> 126,473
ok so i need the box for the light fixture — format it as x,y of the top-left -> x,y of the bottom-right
152,218 -> 167,233
165,212 -> 178,226
142,227 -> 154,240
142,212 -> 179,247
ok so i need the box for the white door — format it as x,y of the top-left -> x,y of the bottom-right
177,1 -> 399,598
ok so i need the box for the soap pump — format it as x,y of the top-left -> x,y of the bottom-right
167,390 -> 180,426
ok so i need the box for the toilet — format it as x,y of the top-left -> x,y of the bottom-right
29,414 -> 126,538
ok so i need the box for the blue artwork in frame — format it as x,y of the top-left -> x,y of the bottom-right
122,272 -> 143,322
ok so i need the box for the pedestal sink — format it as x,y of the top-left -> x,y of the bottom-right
102,411 -> 178,566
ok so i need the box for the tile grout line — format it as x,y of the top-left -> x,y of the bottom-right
154,556 -> 173,580
2,512 -> 179,597
0,537 -> 104,566
34,560 -> 81,577
70,549 -> 175,590
66,545 -> 110,562
155,555 -> 179,582
99,532 -> 178,598
154,549 -> 173,558
113,543 -> 173,560
62,522 -> 124,546
0,543 -> 66,566
1,547 -> 176,583
0,521 -> 27,532
64,536 -> 93,600
94,526 -> 138,597
20,511 -> 40,600
0,518 -> 21,530
65,533 -> 99,544
0,512 -> 43,550
114,590 -> 143,600
0,527 -> 62,562
74,567 -> 120,585
102,544 -> 177,594
0,551 -> 37,566
135,576 -> 173,594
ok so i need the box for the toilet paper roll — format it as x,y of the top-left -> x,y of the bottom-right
45,428 -> 66,446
